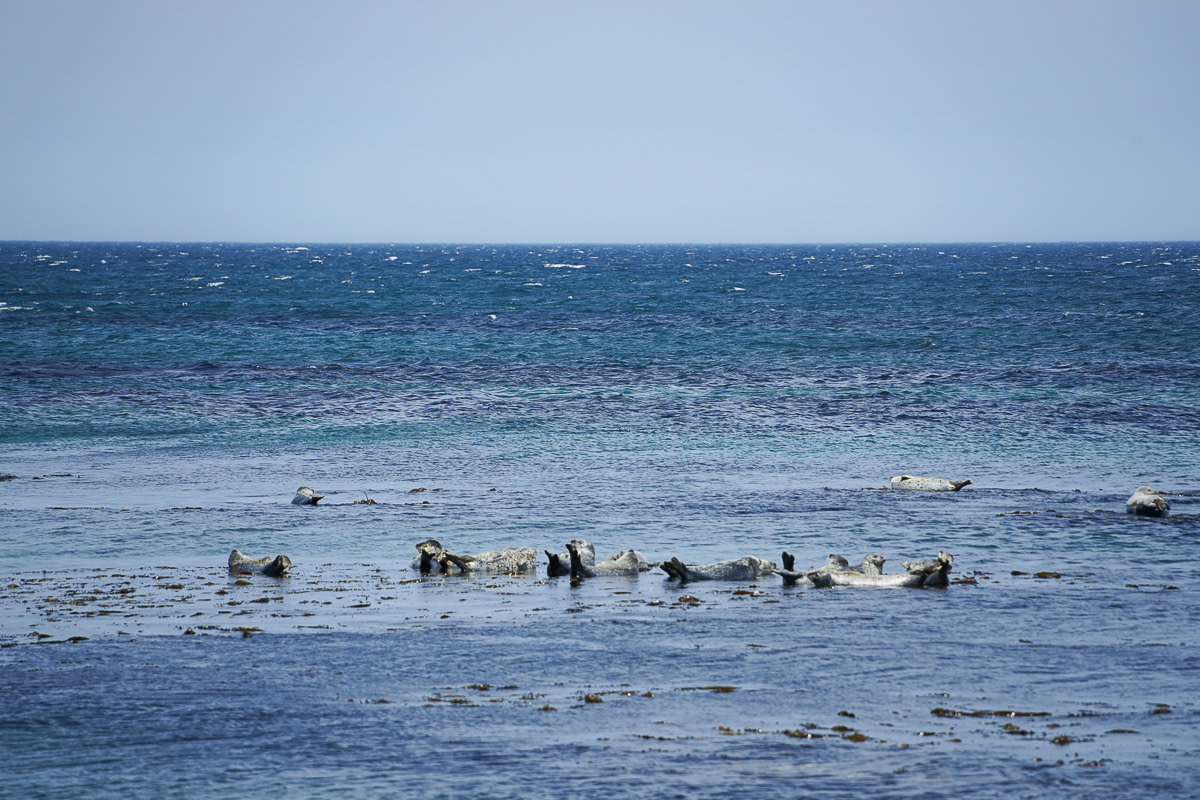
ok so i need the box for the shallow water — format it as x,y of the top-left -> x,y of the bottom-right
2,242 -> 1199,798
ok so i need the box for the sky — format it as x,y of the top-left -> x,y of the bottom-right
2,0 -> 1198,244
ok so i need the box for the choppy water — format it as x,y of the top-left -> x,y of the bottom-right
2,242 -> 1198,798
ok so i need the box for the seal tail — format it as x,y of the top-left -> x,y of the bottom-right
567,542 -> 587,580
442,552 -> 471,573
545,550 -> 568,577
781,551 -> 795,571
668,557 -> 694,584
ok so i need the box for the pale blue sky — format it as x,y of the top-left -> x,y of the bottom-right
2,0 -> 1197,243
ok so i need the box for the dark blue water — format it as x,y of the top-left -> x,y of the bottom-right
2,242 -> 1198,798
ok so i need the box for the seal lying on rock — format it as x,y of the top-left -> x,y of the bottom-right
412,539 -> 538,574
889,476 -> 972,492
565,540 -> 646,579
228,549 -> 292,577
807,551 -> 953,589
1126,486 -> 1169,517
292,486 -> 324,505
659,555 -> 776,583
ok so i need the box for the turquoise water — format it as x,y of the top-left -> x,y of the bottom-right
2,242 -> 1198,798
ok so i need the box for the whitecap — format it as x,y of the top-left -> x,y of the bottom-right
524,282 -> 543,287
732,286 -> 746,292
205,282 -> 224,288
544,263 -> 585,269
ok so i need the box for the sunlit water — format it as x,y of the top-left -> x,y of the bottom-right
2,242 -> 1198,798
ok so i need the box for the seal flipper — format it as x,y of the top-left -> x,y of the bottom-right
668,557 -> 694,584
951,480 -> 972,491
781,551 -> 795,571
545,550 -> 569,577
566,542 -> 587,581
659,559 -> 681,581
442,552 -> 472,573
262,555 -> 292,577
775,568 -> 804,587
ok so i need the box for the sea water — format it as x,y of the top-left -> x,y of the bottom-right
1,242 -> 1198,798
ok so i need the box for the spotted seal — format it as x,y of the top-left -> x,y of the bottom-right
889,476 -> 972,492
546,539 -> 596,577
808,551 -> 953,588
1126,487 -> 1169,517
412,539 -> 538,574
228,549 -> 292,577
565,540 -> 646,579
291,486 -> 324,505
659,555 -> 776,583
774,552 -> 882,586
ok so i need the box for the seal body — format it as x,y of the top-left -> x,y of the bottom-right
889,475 -> 972,492
546,539 -> 596,577
228,549 -> 292,577
801,551 -> 952,589
566,540 -> 645,578
412,539 -> 538,574
292,486 -> 324,505
660,555 -> 776,582
1126,487 -> 1169,517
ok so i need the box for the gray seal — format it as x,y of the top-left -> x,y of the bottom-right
228,549 -> 292,577
412,539 -> 538,574
565,540 -> 646,579
546,539 -> 596,577
777,551 -> 953,589
292,486 -> 324,505
659,555 -> 776,583
775,552 -> 882,586
889,475 -> 972,492
1126,487 -> 1169,517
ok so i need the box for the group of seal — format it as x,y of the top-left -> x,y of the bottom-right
413,538 -> 954,589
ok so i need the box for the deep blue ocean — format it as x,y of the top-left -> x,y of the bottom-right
2,242 -> 1198,798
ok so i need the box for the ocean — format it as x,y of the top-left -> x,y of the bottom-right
1,241 -> 1197,798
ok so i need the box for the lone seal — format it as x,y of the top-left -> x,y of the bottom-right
228,549 -> 292,577
412,539 -> 538,574
292,486 -> 324,505
889,475 -> 972,492
659,555 -> 776,583
1126,487 -> 1169,517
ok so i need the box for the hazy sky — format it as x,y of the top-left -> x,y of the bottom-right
2,0 -> 1197,243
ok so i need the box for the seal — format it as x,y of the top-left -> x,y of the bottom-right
546,539 -> 596,577
228,549 -> 292,577
775,552 -> 882,586
411,539 -> 538,574
659,555 -> 776,583
889,475 -> 972,492
292,486 -> 324,505
566,540 -> 646,579
804,551 -> 953,589
1126,486 -> 1169,517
